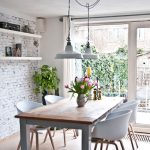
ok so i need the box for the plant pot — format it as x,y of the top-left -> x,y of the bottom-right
42,90 -> 47,105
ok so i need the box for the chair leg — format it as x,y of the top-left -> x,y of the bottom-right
17,132 -> 34,150
43,130 -> 48,143
48,129 -> 55,150
94,142 -> 98,150
129,124 -> 138,148
100,142 -> 103,150
63,128 -> 66,147
17,140 -> 21,150
128,127 -> 135,150
118,140 -> 125,150
75,129 -> 79,136
30,132 -> 34,149
35,132 -> 39,150
73,129 -> 77,139
112,142 -> 119,150
106,144 -> 109,150
52,127 -> 56,137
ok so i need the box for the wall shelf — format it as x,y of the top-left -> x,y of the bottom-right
0,57 -> 42,61
0,28 -> 42,38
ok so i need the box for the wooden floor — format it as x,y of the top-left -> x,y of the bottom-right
0,129 -> 150,150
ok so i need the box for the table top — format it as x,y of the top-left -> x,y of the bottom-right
15,97 -> 123,125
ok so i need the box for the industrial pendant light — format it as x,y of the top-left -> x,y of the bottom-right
55,0 -> 83,59
75,0 -> 100,59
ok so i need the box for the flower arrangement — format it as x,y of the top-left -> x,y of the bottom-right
65,76 -> 97,98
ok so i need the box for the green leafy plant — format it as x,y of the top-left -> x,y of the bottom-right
33,65 -> 60,95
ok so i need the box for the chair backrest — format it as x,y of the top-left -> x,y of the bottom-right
92,110 -> 132,141
44,95 -> 64,104
117,100 -> 139,123
16,100 -> 42,114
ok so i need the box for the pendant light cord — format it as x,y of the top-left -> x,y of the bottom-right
87,3 -> 90,47
67,0 -> 71,43
75,0 -> 101,48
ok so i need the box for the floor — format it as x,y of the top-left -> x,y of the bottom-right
0,129 -> 150,150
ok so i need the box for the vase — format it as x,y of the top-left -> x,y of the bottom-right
77,94 -> 87,107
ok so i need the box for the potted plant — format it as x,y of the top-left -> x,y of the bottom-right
33,65 -> 60,105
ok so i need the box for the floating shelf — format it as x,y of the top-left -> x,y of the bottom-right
0,57 -> 42,61
0,28 -> 42,38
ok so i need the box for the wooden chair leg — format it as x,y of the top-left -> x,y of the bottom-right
17,140 -> 21,150
106,144 -> 109,150
43,130 -> 48,143
35,132 -> 39,150
73,129 -> 77,139
94,142 -> 98,150
100,142 -> 103,150
52,127 -> 56,137
129,124 -> 138,148
119,140 -> 125,150
48,129 -> 55,150
30,132 -> 34,149
75,129 -> 79,136
128,128 -> 135,150
63,128 -> 66,147
112,142 -> 119,150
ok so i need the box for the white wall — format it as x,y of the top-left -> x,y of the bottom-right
40,17 -> 64,96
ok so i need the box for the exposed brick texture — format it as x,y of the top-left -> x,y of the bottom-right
0,13 -> 40,139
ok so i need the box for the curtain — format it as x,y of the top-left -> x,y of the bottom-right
62,17 -> 75,98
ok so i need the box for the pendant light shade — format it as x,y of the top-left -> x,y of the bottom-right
83,42 -> 99,59
55,0 -> 83,59
55,37 -> 83,59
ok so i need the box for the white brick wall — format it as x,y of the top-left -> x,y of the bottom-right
0,13 -> 40,139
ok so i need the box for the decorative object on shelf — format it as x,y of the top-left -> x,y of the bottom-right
5,46 -> 13,56
0,28 -> 41,38
0,22 -> 20,31
22,25 -> 34,34
55,0 -> 83,59
33,65 -> 60,105
65,76 -> 97,107
75,0 -> 100,59
33,40 -> 39,47
14,43 -> 22,57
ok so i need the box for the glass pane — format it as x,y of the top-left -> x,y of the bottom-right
74,24 -> 128,98
136,28 -> 150,125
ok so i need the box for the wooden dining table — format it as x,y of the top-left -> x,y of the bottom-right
15,97 -> 123,150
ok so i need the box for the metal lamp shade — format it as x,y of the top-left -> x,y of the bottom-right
83,43 -> 99,59
55,42 -> 83,59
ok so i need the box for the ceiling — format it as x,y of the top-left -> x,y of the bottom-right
0,0 -> 150,18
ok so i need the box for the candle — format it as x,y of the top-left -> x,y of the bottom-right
86,67 -> 92,77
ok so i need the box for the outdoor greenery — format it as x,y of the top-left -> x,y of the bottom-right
80,45 -> 128,96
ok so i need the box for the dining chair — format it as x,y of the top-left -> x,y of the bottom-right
92,110 -> 132,150
44,95 -> 78,147
108,100 -> 140,150
16,100 -> 55,150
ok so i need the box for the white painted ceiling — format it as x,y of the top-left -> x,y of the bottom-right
0,0 -> 150,18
